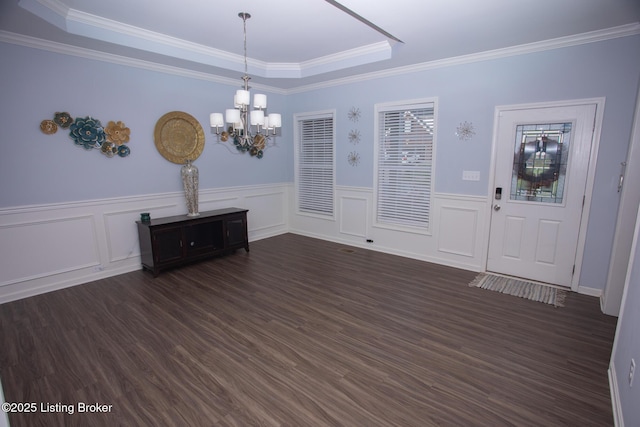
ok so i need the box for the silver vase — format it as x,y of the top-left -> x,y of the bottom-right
181,159 -> 199,216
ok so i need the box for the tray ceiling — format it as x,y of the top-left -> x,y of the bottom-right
1,0 -> 639,90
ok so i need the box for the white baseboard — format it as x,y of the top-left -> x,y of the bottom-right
609,364 -> 624,427
0,264 -> 141,305
578,285 -> 603,298
288,229 -> 482,273
0,376 -> 9,427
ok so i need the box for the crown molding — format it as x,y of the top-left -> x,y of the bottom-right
0,30 -> 288,94
286,23 -> 640,94
299,41 -> 392,78
1,20 -> 638,95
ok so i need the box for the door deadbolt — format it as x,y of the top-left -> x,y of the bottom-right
495,187 -> 502,200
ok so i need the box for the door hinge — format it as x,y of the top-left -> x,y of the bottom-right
572,264 -> 576,276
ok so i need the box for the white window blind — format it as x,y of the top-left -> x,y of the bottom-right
296,113 -> 335,216
375,102 -> 435,229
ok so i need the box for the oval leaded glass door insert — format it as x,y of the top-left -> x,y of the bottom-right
510,122 -> 572,204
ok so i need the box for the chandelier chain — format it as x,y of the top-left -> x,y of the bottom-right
243,14 -> 248,76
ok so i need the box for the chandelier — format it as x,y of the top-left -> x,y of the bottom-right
209,12 -> 281,159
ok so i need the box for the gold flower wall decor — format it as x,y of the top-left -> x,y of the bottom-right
105,121 -> 131,145
40,120 -> 57,134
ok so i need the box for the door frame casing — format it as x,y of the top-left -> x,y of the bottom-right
484,98 -> 606,292
603,85 -> 640,316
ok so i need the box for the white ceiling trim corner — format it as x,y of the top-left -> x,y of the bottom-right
18,0 -> 398,79
18,0 -> 68,29
252,41 -> 392,79
298,41 -> 393,78
0,30 -> 289,95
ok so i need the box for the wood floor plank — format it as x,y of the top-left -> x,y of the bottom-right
0,233 -> 617,426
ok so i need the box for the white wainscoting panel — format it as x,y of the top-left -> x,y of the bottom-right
431,193 -> 489,269
290,187 -> 490,271
0,215 -> 100,285
437,206 -> 478,258
0,183 -> 289,304
339,195 -> 369,238
103,208 -> 162,263
199,195 -> 241,212
244,190 -> 287,239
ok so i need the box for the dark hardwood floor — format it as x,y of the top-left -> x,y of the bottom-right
0,233 -> 617,426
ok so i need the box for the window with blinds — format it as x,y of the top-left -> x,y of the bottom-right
374,100 -> 436,230
295,111 -> 335,217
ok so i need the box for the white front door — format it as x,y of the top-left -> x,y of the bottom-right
487,103 -> 597,287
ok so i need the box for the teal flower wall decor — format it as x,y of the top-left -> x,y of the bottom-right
70,116 -> 106,149
41,112 -> 131,158
54,112 -> 72,129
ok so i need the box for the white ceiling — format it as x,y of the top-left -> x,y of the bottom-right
1,0 -> 639,91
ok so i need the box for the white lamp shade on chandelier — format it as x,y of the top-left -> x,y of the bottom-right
209,12 -> 281,158
209,113 -> 224,128
268,113 -> 282,128
254,94 -> 267,109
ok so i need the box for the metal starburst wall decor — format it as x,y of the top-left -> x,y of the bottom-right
348,107 -> 361,122
348,129 -> 361,144
347,151 -> 361,166
456,121 -> 476,141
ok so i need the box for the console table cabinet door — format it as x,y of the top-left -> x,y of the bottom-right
153,227 -> 183,264
225,217 -> 249,251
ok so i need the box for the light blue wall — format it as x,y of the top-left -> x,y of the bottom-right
0,43 -> 289,207
1,36 -> 639,293
287,35 -> 640,292
613,207 -> 640,426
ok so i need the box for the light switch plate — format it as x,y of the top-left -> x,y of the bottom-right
462,171 -> 480,181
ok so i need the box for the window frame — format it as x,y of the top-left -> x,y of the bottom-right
373,98 -> 438,234
294,110 -> 336,219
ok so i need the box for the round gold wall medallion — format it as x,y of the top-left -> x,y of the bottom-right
154,111 -> 204,164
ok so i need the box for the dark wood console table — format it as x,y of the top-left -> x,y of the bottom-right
136,207 -> 249,276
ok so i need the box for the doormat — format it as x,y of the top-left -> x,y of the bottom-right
469,273 -> 567,307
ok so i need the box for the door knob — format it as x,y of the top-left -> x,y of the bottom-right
494,204 -> 501,211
